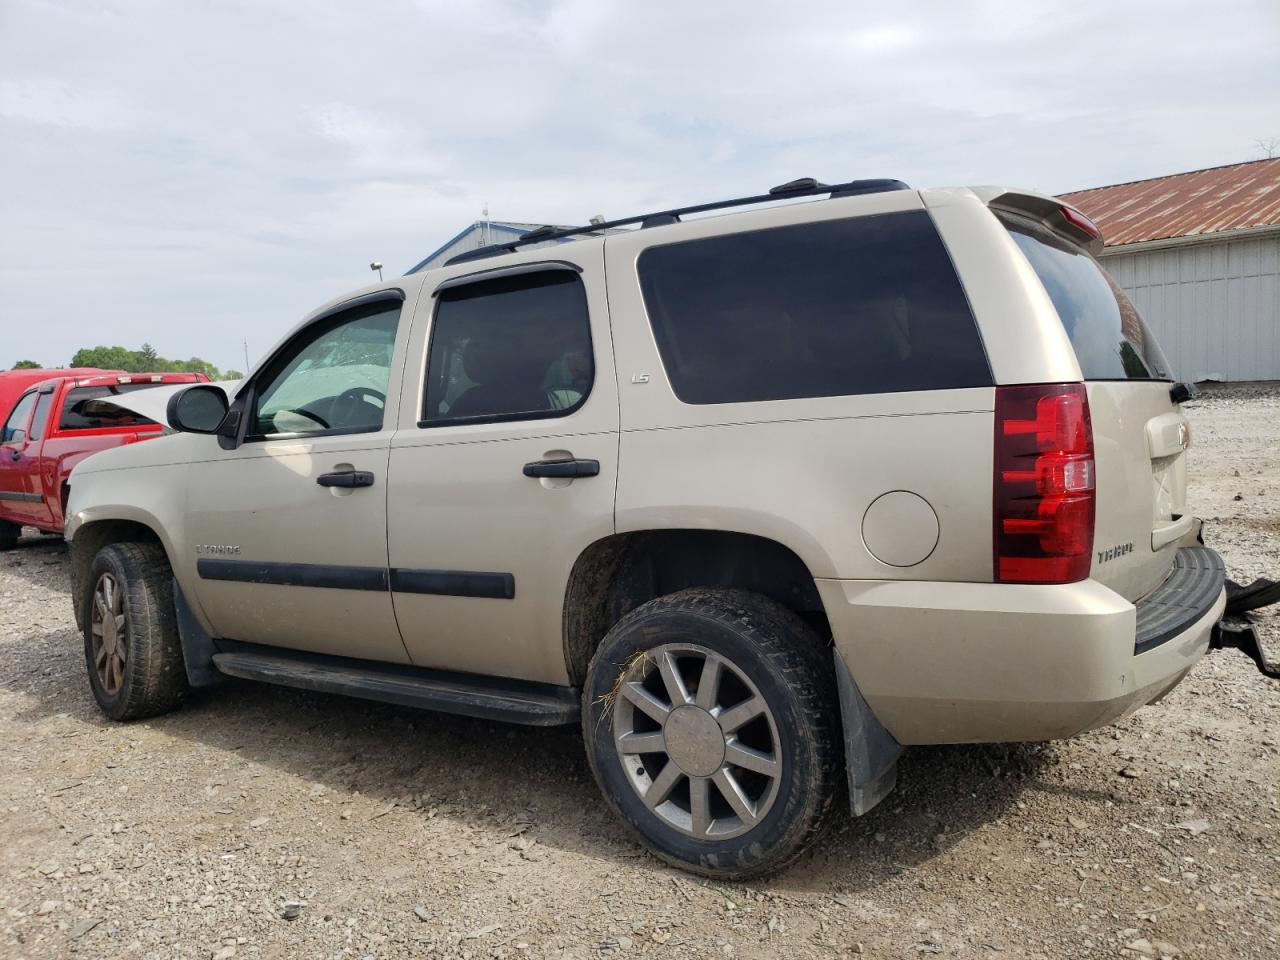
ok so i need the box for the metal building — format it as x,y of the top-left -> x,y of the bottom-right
1062,158 -> 1280,383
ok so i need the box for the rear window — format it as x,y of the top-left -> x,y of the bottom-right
637,211 -> 992,404
1001,214 -> 1172,381
60,384 -> 161,430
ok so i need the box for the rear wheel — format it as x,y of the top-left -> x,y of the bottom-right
0,521 -> 19,551
82,542 -> 189,721
582,588 -> 840,878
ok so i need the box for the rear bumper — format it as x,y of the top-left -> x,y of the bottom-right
817,547 -> 1226,745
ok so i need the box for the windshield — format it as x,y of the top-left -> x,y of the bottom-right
1001,213 -> 1173,381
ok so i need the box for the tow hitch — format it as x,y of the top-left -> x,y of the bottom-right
1210,577 -> 1280,680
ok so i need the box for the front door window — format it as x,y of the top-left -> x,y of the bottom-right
250,300 -> 401,439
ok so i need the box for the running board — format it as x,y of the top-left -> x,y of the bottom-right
210,650 -> 581,726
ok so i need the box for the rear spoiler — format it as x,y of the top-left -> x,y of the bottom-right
970,187 -> 1105,256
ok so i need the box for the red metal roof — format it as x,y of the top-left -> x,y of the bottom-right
1059,158 -> 1280,247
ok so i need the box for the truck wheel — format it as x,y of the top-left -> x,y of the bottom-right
82,542 -> 189,721
582,588 -> 840,878
0,521 -> 18,551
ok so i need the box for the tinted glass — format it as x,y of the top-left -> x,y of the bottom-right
2,391 -> 37,443
60,384 -> 159,430
252,301 -> 400,437
637,211 -> 991,404
1001,214 -> 1172,381
29,392 -> 55,440
422,271 -> 593,425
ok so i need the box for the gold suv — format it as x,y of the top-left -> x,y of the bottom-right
66,178 -> 1235,877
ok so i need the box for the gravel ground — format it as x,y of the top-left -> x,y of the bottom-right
1,388 -> 1277,960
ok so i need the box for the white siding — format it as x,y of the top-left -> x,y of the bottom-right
1102,233 -> 1280,382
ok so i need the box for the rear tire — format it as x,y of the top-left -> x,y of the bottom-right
82,542 -> 189,721
0,521 -> 19,551
582,588 -> 840,878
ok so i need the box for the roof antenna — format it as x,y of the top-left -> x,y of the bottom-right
483,202 -> 490,246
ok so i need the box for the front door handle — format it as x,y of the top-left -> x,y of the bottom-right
317,470 -> 375,488
522,458 -> 600,479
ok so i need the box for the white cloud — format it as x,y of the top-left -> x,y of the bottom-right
0,77 -> 137,131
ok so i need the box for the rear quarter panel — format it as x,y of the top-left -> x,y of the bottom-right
606,192 -> 998,581
922,188 -> 1083,386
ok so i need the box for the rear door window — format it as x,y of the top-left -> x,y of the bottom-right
421,270 -> 594,425
1000,214 -> 1172,381
636,211 -> 991,404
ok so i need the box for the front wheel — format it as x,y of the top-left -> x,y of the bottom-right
582,589 -> 841,878
82,542 -> 189,721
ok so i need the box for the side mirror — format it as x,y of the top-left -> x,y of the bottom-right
166,385 -> 230,434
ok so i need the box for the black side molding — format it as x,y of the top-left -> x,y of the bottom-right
0,490 -> 42,503
196,558 -> 515,599
197,559 -> 388,591
390,568 -> 515,600
211,646 -> 579,726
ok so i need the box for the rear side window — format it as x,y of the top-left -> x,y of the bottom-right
636,211 -> 991,404
60,384 -> 159,430
1001,214 -> 1172,381
422,270 -> 594,426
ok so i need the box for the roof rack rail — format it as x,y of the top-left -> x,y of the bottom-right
427,177 -> 910,270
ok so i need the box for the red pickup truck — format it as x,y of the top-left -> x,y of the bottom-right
0,371 -> 208,548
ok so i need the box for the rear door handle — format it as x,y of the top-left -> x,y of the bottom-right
317,470 -> 375,488
522,458 -> 600,479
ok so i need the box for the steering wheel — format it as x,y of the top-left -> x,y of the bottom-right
330,386 -> 387,428
288,407 -> 330,429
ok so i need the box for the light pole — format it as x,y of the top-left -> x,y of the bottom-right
370,261 -> 383,282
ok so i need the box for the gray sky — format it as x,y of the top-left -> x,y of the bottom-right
1,0 -> 1277,374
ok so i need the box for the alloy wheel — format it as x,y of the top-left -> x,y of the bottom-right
611,643 -> 782,840
90,572 -> 127,696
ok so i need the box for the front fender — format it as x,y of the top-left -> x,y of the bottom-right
65,462 -> 196,629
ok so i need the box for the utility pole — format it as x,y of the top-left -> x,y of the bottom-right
243,339 -> 250,375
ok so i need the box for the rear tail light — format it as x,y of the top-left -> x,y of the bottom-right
994,383 -> 1095,583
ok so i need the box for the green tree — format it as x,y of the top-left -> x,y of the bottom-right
70,345 -> 135,370
11,360 -> 41,369
68,344 -> 237,379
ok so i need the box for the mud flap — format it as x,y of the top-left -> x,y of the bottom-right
1210,577 -> 1280,681
833,651 -> 903,815
174,581 -> 223,687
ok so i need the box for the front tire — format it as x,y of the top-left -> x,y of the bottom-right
82,542 -> 189,721
0,520 -> 19,551
582,589 -> 840,878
